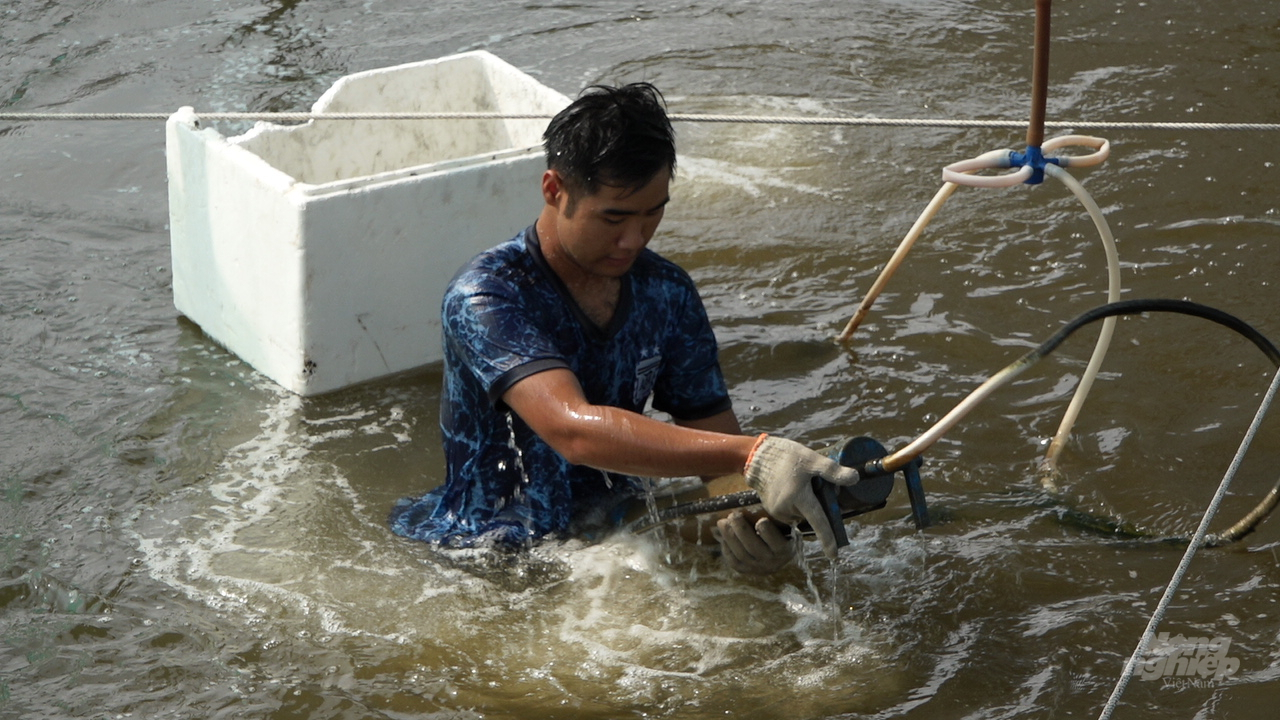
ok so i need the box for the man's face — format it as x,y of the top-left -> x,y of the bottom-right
547,167 -> 670,279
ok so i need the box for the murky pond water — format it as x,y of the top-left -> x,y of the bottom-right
3,1 -> 1279,718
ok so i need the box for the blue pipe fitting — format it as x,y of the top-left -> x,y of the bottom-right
1008,145 -> 1062,185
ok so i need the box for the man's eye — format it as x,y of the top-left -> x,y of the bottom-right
602,217 -> 624,225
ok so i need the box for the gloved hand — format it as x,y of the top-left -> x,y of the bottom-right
714,510 -> 797,575
743,434 -> 861,558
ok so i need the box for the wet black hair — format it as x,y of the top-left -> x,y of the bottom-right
542,82 -> 676,201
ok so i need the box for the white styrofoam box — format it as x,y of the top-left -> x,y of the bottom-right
166,51 -> 569,395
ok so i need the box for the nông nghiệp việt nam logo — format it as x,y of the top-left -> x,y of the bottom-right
1135,632 -> 1239,682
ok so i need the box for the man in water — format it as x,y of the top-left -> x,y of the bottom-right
391,82 -> 860,574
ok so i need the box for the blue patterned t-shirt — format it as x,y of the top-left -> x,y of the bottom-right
389,225 -> 732,548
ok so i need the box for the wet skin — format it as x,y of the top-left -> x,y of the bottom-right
535,167 -> 671,329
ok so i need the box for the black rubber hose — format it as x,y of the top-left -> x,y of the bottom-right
1028,298 -> 1280,365
1035,300 -> 1280,545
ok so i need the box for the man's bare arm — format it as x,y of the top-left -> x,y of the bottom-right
502,368 -> 755,478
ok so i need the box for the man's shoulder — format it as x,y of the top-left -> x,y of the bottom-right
448,230 -> 538,296
463,231 -> 532,274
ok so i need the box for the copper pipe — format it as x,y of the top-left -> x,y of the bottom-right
1027,0 -> 1052,148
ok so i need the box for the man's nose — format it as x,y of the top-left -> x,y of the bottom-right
617,220 -> 647,249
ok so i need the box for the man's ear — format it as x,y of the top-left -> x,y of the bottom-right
541,169 -> 564,208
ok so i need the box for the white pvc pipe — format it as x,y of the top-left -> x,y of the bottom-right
1041,162 -> 1122,474
879,163 -> 1121,474
854,136 -> 1120,477
839,149 -> 1011,342
841,135 -> 1120,476
1042,134 -> 1110,167
942,150 -> 1031,188
838,181 -> 961,341
879,350 -> 1040,471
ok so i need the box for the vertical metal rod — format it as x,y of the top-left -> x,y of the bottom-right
1027,0 -> 1052,148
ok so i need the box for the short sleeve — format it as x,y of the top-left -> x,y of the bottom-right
442,269 -> 569,406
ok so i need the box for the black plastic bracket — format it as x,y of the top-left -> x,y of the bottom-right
812,475 -> 851,548
901,456 -> 930,529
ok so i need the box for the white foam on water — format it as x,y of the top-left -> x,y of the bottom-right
122,387 -> 934,711
678,154 -> 831,200
125,389 -> 403,640
541,533 -> 886,684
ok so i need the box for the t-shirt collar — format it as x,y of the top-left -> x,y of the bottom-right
523,224 -> 633,341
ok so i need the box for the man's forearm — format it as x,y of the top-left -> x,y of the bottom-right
502,368 -> 756,479
543,402 -> 756,478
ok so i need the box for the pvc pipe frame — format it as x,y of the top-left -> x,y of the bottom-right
835,147 -> 1009,343
839,136 -> 1118,473
940,135 -> 1110,187
837,137 -> 1110,341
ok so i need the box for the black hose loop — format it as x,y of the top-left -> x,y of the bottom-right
1033,299 -> 1280,366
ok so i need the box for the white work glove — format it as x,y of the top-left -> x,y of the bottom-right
743,434 -> 861,558
713,511 -> 797,575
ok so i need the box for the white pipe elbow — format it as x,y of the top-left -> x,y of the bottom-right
1043,134 -> 1111,167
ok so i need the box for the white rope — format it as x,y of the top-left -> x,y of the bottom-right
1097,364 -> 1280,720
1,110 -> 1279,131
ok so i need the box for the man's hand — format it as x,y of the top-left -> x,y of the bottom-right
714,511 -> 797,575
743,434 -> 860,558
